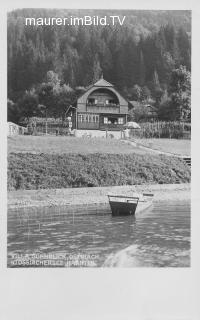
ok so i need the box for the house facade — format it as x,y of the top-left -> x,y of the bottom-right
74,77 -> 128,132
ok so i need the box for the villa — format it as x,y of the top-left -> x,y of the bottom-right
72,76 -> 129,138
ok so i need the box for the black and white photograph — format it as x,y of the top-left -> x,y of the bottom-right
2,0 -> 200,319
7,8 -> 192,268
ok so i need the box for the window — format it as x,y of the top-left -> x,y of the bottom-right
105,99 -> 117,106
78,114 -> 99,123
118,117 -> 124,124
87,98 -> 98,105
87,98 -> 95,105
104,116 -> 123,125
78,114 -> 84,123
93,115 -> 99,123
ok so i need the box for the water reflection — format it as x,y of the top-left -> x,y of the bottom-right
8,200 -> 190,267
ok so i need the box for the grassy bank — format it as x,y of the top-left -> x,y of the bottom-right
8,152 -> 190,191
132,138 -> 191,156
8,136 -> 150,155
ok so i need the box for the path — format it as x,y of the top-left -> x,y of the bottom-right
122,139 -> 191,167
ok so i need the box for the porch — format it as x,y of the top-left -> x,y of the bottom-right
77,112 -> 127,131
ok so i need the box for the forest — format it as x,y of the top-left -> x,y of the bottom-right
7,9 -> 191,123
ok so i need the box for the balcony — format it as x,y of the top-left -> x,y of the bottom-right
86,103 -> 120,114
87,102 -> 119,107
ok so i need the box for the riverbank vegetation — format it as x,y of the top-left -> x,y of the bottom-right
8,153 -> 191,190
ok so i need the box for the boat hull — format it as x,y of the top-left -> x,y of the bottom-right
109,201 -> 138,216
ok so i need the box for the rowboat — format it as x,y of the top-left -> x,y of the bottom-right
108,193 -> 154,216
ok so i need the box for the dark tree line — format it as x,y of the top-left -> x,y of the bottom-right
7,9 -> 191,123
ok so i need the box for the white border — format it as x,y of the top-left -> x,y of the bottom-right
1,1 -> 200,319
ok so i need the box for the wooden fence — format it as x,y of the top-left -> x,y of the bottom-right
130,121 -> 191,139
21,118 -> 71,136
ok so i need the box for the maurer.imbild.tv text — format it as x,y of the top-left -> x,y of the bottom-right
25,15 -> 126,26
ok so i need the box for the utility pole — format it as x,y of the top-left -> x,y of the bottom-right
45,108 -> 48,135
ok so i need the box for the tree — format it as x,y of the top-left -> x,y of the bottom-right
169,65 -> 191,121
139,50 -> 146,86
150,69 -> 163,106
7,99 -> 21,123
152,69 -> 161,91
18,89 -> 39,120
38,71 -> 76,119
74,86 -> 87,97
54,84 -> 76,120
129,104 -> 152,122
162,52 -> 175,82
164,24 -> 179,64
177,27 -> 191,70
127,84 -> 142,101
38,82 -> 54,117
158,89 -> 173,120
46,70 -> 60,86
92,54 -> 102,83
141,86 -> 151,102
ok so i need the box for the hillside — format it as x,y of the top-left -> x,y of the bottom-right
8,9 -> 191,101
7,136 -> 191,191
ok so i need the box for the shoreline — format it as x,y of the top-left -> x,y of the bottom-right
8,183 -> 190,211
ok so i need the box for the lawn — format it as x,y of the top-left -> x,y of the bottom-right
133,138 -> 191,156
8,136 -> 190,156
8,135 -> 150,155
8,136 -> 191,191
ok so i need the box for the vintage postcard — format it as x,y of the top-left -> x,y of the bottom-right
7,8 -> 191,268
2,1 -> 200,319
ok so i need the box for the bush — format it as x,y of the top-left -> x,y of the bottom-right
8,153 -> 191,190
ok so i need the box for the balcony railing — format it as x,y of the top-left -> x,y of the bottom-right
86,105 -> 120,114
86,103 -> 119,107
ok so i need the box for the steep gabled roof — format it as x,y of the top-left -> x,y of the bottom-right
93,78 -> 113,87
76,76 -> 128,107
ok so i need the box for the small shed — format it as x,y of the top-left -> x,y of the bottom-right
7,122 -> 27,137
129,101 -> 158,121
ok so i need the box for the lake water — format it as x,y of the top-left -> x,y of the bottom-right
7,200 -> 190,267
